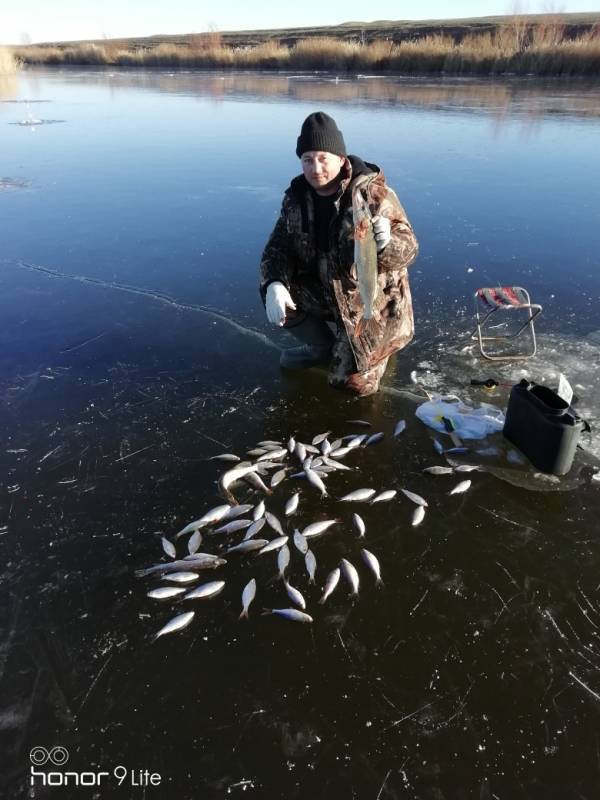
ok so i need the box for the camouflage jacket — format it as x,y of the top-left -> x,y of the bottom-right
259,155 -> 419,373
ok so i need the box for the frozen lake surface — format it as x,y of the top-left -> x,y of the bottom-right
1,68 -> 600,799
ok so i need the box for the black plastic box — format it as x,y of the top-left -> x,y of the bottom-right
503,380 -> 583,475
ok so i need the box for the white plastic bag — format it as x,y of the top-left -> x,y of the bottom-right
415,394 -> 505,440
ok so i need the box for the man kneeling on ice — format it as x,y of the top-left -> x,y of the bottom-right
259,111 -> 419,396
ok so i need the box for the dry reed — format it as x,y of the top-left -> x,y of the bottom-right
15,21 -> 600,76
0,46 -> 20,74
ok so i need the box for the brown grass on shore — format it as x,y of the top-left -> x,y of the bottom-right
15,20 -> 600,76
0,46 -> 20,73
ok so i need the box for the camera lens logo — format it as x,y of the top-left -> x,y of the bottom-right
30,747 -> 69,767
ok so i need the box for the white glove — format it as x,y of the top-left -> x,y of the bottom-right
372,215 -> 392,252
266,281 -> 296,326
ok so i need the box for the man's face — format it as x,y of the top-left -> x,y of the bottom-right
301,151 -> 345,195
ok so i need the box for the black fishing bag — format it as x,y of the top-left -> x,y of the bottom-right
503,379 -> 586,476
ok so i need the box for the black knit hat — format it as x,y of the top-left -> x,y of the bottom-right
296,111 -> 347,158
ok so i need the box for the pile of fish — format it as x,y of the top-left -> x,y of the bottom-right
136,420 -> 474,641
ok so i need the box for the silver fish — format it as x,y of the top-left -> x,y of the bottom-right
212,519 -> 253,535
153,611 -> 195,640
226,538 -> 269,555
223,503 -> 254,520
365,432 -> 384,446
301,518 -> 340,538
184,580 -> 226,600
243,517 -> 267,540
322,456 -> 353,471
147,586 -> 186,599
239,578 -> 256,619
161,571 -> 200,584
287,435 -> 296,454
176,504 -> 231,537
257,448 -> 288,462
361,549 -> 382,585
346,434 -> 367,449
393,420 -> 406,436
454,464 -> 480,473
412,505 -> 426,526
330,447 -> 352,459
321,439 -> 332,456
329,438 -> 344,451
161,537 -> 176,559
135,555 -> 226,577
305,467 -> 328,497
295,442 -> 307,462
285,492 -> 300,516
352,512 -> 366,537
346,419 -> 371,427
258,535 -> 289,555
340,558 -> 359,596
265,511 -> 284,536
219,464 -> 260,504
401,488 -> 428,507
253,500 -> 266,521
188,529 -> 203,554
242,471 -> 273,496
304,444 -> 320,455
449,479 -> 472,495
266,608 -> 313,624
277,545 -> 291,578
305,549 -> 317,583
318,567 -> 341,604
293,529 -> 309,555
270,468 -> 288,488
257,440 -> 283,447
340,488 -> 376,502
247,447 -> 268,457
209,453 -> 241,462
371,489 -> 397,504
423,466 -> 454,475
312,431 -> 332,446
284,579 -> 306,609
353,188 -> 379,335
433,438 -> 444,454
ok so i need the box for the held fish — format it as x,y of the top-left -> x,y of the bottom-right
153,611 -> 195,641
264,608 -> 313,624
340,558 -> 360,596
361,549 -> 383,585
183,580 -> 226,600
239,578 -> 257,620
352,188 -> 379,337
352,513 -> 366,537
318,568 -> 341,604
449,479 -> 472,495
284,579 -> 306,609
